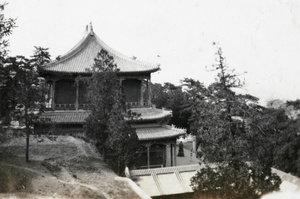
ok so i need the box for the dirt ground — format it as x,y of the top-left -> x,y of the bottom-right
0,130 -> 141,199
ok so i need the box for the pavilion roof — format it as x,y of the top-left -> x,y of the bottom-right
131,165 -> 300,197
130,164 -> 201,197
39,26 -> 160,74
128,107 -> 172,121
39,111 -> 89,124
136,125 -> 186,141
39,110 -> 184,140
39,107 -> 172,124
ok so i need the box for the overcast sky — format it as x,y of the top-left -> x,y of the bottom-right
3,0 -> 300,105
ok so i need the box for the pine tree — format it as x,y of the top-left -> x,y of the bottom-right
0,3 -> 16,119
190,45 -> 281,198
85,49 -> 140,175
4,54 -> 48,161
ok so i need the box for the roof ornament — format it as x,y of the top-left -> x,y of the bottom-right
89,22 -> 94,36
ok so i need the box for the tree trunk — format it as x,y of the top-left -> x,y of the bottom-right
103,147 -> 106,162
26,132 -> 29,162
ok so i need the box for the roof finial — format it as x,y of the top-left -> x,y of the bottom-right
89,22 -> 94,36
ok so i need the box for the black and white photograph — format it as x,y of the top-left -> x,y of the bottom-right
1,0 -> 300,198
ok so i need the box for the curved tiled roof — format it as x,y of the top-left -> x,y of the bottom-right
131,164 -> 201,176
129,107 -> 172,121
40,107 -> 172,124
131,166 -> 300,197
130,164 -> 201,197
40,27 -> 160,74
136,125 -> 186,141
39,111 -> 186,140
39,111 -> 89,124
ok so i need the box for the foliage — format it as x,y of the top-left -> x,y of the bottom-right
187,46 -> 258,163
85,49 -> 121,146
244,99 -> 300,177
0,3 -> 51,162
247,107 -> 290,168
32,46 -> 51,66
274,117 -> 300,177
151,82 -> 190,131
2,54 -> 49,161
191,161 -> 281,199
188,45 -> 281,198
0,2 -> 16,59
1,46 -> 51,122
181,78 -> 210,138
0,3 -> 16,118
85,49 -> 140,175
286,99 -> 300,109
151,83 -> 168,108
105,102 -> 140,175
263,99 -> 300,177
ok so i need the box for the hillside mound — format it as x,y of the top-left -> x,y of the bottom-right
0,132 -> 141,199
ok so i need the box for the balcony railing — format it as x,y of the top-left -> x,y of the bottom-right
126,102 -> 151,108
139,164 -> 163,169
54,104 -> 89,110
55,104 -> 76,110
78,104 -> 89,109
46,102 -> 149,110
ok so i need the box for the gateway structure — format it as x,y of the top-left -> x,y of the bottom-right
39,25 -> 186,169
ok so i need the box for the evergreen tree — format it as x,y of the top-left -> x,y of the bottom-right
151,82 -> 190,131
85,49 -> 121,151
3,54 -> 48,161
0,3 -> 16,58
188,45 -> 255,162
191,162 -> 281,199
0,3 -> 16,119
274,117 -> 300,177
32,46 -> 51,66
190,45 -> 281,198
85,49 -> 140,175
106,102 -> 140,175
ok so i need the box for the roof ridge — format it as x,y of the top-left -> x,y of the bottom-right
43,32 -> 91,69
94,34 -> 159,68
131,164 -> 201,175
164,125 -> 186,133
40,25 -> 160,74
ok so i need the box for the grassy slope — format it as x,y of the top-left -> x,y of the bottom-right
0,131 -> 140,199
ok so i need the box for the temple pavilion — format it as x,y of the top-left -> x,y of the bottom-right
38,25 -> 186,169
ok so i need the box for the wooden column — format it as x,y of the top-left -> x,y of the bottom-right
51,80 -> 56,110
147,144 -> 150,169
147,78 -> 152,106
140,79 -> 144,107
174,143 -> 177,166
75,80 -> 79,110
163,145 -> 166,167
170,144 -> 173,166
119,78 -> 124,86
